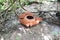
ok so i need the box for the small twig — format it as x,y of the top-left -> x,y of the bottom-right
19,0 -> 28,11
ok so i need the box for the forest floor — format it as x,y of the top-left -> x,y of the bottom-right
0,2 -> 60,40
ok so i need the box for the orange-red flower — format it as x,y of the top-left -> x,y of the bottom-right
19,12 -> 43,27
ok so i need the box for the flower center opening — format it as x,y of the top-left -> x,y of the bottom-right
27,16 -> 34,19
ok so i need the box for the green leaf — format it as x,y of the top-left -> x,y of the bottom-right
1,6 -> 5,9
0,0 -> 5,2
0,5 -> 2,9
